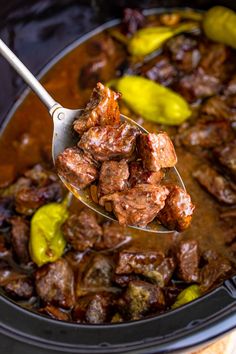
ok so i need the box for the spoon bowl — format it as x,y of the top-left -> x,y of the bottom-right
0,38 -> 185,233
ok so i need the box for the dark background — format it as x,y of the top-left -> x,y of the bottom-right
0,0 -> 235,125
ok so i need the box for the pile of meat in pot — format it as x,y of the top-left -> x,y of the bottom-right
56,83 -> 195,231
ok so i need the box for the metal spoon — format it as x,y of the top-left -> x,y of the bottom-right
0,39 -> 185,233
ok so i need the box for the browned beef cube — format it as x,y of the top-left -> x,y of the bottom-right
98,160 -> 129,197
180,119 -> 234,149
166,34 -> 200,73
199,43 -> 229,80
129,161 -> 164,187
214,141 -> 236,180
121,8 -> 145,36
193,165 -> 236,205
94,222 -> 127,250
157,185 -> 195,232
39,305 -> 70,321
200,258 -> 232,292
123,280 -> 165,319
99,184 -> 169,227
10,216 -> 30,264
112,274 -> 141,287
55,146 -> 98,189
4,277 -> 34,300
0,267 -> 25,286
138,133 -> 177,172
35,258 -> 75,309
15,182 -> 63,215
62,209 -> 102,251
78,123 -> 139,162
139,55 -> 177,86
115,249 -> 175,286
24,164 -> 57,187
72,292 -> 113,324
76,254 -> 114,297
177,68 -> 221,103
201,96 -> 230,120
176,240 -> 199,283
73,83 -> 120,135
0,197 -> 15,227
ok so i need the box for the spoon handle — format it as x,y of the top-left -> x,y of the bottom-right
0,39 -> 58,111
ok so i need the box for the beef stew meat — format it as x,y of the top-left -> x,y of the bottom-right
73,83 -> 120,135
1,8 -> 236,325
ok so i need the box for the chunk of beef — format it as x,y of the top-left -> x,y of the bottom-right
35,258 -> 75,309
113,274 -> 141,287
180,119 -> 234,149
55,146 -> 98,189
24,164 -> 57,187
157,185 -> 195,232
98,160 -> 129,197
121,8 -> 145,36
115,249 -> 175,286
78,123 -> 139,162
139,55 -> 177,86
62,209 -> 102,251
213,141 -> 236,180
129,161 -> 164,187
0,164 -> 15,188
4,277 -> 34,300
0,267 -> 25,286
123,280 -> 165,320
166,35 -> 201,73
79,57 -> 108,90
39,305 -> 70,321
72,292 -> 113,324
73,83 -> 120,135
138,133 -> 177,172
175,240 -> 199,283
94,222 -> 127,250
15,182 -> 63,215
177,68 -> 221,102
201,96 -> 231,120
0,177 -> 31,198
193,165 -> 236,205
76,254 -> 114,297
224,74 -> 236,95
200,258 -> 232,292
0,197 -> 14,227
10,216 -> 30,264
99,184 -> 169,227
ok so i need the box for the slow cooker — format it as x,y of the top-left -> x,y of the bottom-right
0,1 -> 235,353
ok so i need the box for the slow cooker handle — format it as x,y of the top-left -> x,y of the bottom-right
0,39 -> 58,111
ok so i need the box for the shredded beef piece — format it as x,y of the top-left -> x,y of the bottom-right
166,34 -> 201,73
4,277 -> 34,300
177,68 -> 221,102
138,133 -> 177,172
157,185 -> 195,232
200,258 -> 232,292
99,184 -> 169,227
62,209 -> 102,251
56,146 -> 98,189
139,55 -> 177,86
0,197 -> 15,227
121,8 -> 145,36
129,161 -> 164,187
213,141 -> 236,180
115,249 -> 175,286
98,160 -> 129,197
15,182 -> 63,215
39,305 -> 70,321
73,83 -> 120,135
35,258 -> 75,309
175,240 -> 199,283
94,222 -> 127,250
78,123 -> 139,162
180,119 -> 234,149
10,216 -> 30,264
193,165 -> 236,205
122,280 -> 165,320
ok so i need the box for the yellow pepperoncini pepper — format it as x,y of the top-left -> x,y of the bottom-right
172,285 -> 202,309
